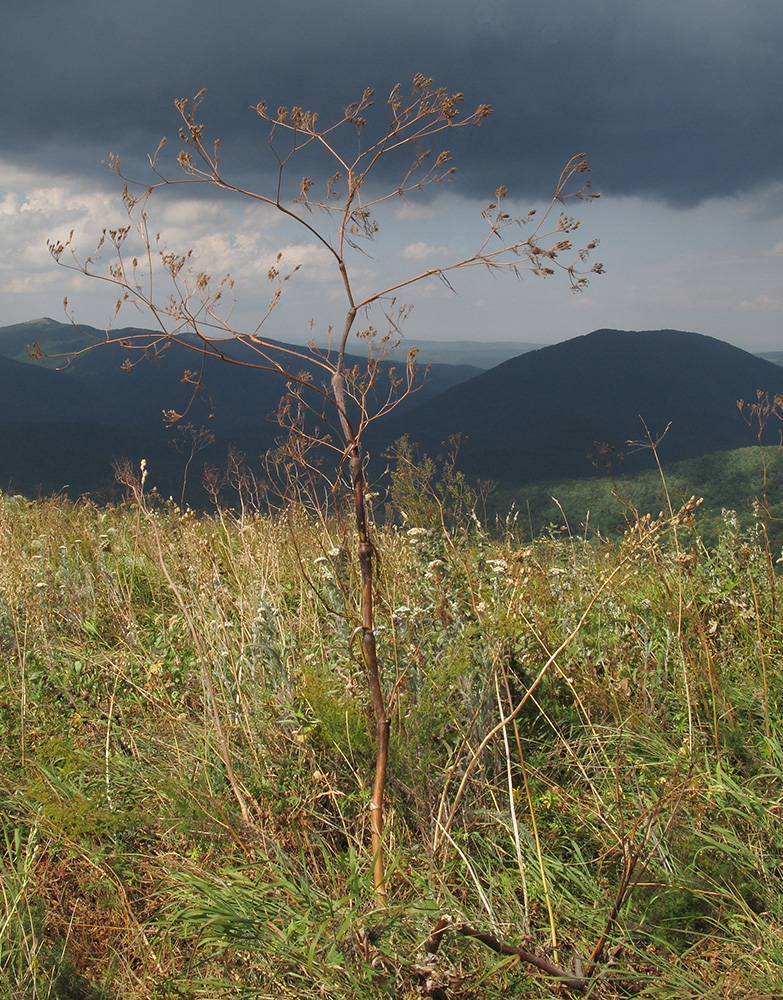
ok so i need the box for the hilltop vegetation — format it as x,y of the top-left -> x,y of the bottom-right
2,474 -> 783,998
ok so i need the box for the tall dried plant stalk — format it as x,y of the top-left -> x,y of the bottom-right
48,74 -> 602,899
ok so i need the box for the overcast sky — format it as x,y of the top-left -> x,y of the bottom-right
2,0 -> 782,351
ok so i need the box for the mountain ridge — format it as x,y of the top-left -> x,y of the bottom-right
379,328 -> 783,484
2,321 -> 782,500
0,318 -> 478,427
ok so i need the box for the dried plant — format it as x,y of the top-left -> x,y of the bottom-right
47,74 -> 602,902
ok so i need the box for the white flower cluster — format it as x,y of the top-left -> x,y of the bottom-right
425,559 -> 445,579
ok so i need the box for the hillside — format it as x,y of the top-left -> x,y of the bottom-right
0,319 -> 479,498
3,322 -> 783,501
383,329 -> 783,484
0,353 -> 120,424
490,444 -> 783,547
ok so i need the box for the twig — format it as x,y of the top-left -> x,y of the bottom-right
421,915 -> 586,991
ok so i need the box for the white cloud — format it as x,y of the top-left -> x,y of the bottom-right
738,295 -> 783,312
0,158 -> 352,333
0,192 -> 21,216
401,240 -> 451,260
393,200 -> 442,223
2,159 -> 783,354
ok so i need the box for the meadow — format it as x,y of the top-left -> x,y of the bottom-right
1,464 -> 782,998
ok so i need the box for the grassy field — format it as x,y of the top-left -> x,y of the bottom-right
1,475 -> 783,998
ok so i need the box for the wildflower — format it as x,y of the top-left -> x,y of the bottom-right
425,559 -> 445,578
486,558 -> 508,574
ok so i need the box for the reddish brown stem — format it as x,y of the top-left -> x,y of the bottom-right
454,924 -> 585,990
424,920 -> 586,991
331,362 -> 389,901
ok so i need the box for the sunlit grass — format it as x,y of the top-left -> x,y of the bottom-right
1,487 -> 782,997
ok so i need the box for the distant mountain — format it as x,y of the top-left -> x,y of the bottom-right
0,318 -> 479,498
326,337 -> 541,369
757,351 -> 783,367
0,319 -> 478,426
3,322 -> 782,500
0,317 -> 98,367
381,329 -> 783,484
1,319 -> 538,372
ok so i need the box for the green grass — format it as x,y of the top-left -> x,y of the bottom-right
1,484 -> 783,998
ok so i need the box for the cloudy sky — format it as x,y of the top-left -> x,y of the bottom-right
2,0 -> 782,352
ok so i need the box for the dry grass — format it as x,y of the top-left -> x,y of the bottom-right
1,489 -> 782,998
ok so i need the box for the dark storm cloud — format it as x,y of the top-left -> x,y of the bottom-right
3,0 -> 782,205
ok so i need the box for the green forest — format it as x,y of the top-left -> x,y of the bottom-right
496,443 -> 783,550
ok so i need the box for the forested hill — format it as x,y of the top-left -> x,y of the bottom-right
2,322 -> 783,499
0,318 -> 478,498
0,318 -> 478,427
382,329 -> 783,484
